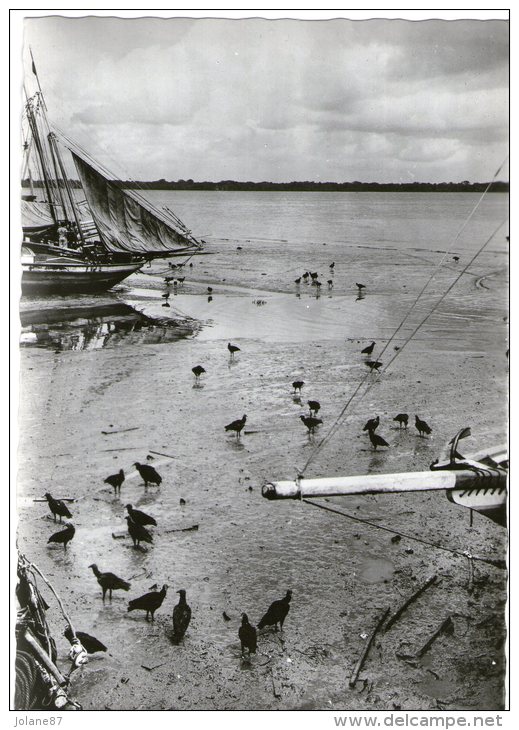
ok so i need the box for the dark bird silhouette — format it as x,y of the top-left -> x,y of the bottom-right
361,341 -> 375,356
207,286 -> 213,294
162,291 -> 170,300
356,283 -> 366,291
48,523 -> 75,549
239,613 -> 257,657
310,272 -> 318,280
208,295 -> 213,302
315,280 -> 322,289
128,584 -> 168,621
133,462 -> 162,488
308,400 -> 321,416
192,365 -> 206,381
64,627 -> 107,654
393,413 -> 409,429
329,262 -> 335,269
453,256 -> 460,262
365,360 -> 383,371
300,415 -> 322,434
415,415 -> 432,437
44,493 -> 72,522
179,498 -> 186,506
225,414 -> 247,439
126,504 -> 157,527
327,279 -> 333,289
223,611 -> 231,622
164,276 -> 174,284
362,415 -> 380,432
368,429 -> 389,450
228,342 -> 240,359
292,380 -> 304,394
177,276 -> 185,286
88,563 -> 131,600
302,272 -> 309,280
104,469 -> 125,495
258,590 -> 292,631
172,589 -> 192,643
294,277 -> 301,284
125,516 -> 153,547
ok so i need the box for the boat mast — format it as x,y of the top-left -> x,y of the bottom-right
25,95 -> 58,224
48,132 -> 86,245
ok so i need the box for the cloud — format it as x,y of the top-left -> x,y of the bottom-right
23,16 -> 509,183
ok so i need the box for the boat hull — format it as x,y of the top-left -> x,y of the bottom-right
21,260 -> 143,295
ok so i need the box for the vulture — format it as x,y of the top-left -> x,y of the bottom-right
88,563 -> 131,600
128,584 -> 168,621
48,523 -> 75,549
239,613 -> 257,657
393,413 -> 409,429
300,415 -> 323,434
362,416 -> 380,432
225,414 -> 247,439
258,590 -> 292,632
133,462 -> 162,488
172,589 -> 192,644
125,516 -> 153,547
368,429 -> 389,450
126,504 -> 157,527
44,493 -> 72,522
64,627 -> 107,654
228,342 -> 241,358
361,341 -> 375,356
104,469 -> 125,495
415,415 -> 432,437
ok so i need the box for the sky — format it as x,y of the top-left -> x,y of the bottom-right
18,12 -> 509,184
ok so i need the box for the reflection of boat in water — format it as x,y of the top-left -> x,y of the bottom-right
20,298 -> 198,351
263,429 -> 508,527
21,57 -> 202,295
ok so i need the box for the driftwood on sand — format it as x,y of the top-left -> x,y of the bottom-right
349,607 -> 390,688
384,575 -> 438,632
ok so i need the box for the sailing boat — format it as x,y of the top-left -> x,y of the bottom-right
21,65 -> 202,295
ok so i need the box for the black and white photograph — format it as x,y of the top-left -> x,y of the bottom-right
11,9 -> 509,717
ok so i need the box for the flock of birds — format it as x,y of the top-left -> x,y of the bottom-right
39,261 -> 434,666
43,470 -> 293,660
292,263 -> 368,299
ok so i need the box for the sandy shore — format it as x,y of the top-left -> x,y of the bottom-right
16,240 -> 508,711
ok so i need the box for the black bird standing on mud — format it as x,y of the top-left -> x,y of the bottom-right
356,282 -> 366,291
126,504 -> 157,527
172,589 -> 192,644
294,277 -> 301,285
300,415 -> 322,434
128,584 -> 168,621
228,342 -> 240,359
133,462 -> 162,488
415,415 -> 432,437
362,415 -> 379,432
239,613 -> 257,658
225,414 -> 247,439
64,626 -> 107,654
88,563 -> 131,600
308,400 -> 321,416
192,365 -> 206,382
48,523 -> 75,549
394,413 -> 409,429
258,590 -> 292,632
44,492 -> 72,523
368,428 -> 389,450
365,360 -> 383,371
292,380 -> 304,394
125,516 -> 153,547
104,468 -> 125,495
361,341 -> 375,356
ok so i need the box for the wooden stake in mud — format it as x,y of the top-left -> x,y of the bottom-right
415,617 -> 454,658
384,575 -> 438,632
349,607 -> 390,688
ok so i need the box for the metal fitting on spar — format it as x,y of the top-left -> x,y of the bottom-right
261,482 -> 301,500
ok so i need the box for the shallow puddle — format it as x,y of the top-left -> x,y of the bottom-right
359,555 -> 395,583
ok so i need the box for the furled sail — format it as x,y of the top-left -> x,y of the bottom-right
71,151 -> 200,256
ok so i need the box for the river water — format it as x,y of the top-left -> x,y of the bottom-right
16,190 -> 509,711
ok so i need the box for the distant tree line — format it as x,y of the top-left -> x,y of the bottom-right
22,178 -> 509,193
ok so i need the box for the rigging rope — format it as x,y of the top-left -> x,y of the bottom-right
298,159 -> 509,476
302,499 -> 506,569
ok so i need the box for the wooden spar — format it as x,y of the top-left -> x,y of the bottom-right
262,466 -> 506,500
349,607 -> 390,688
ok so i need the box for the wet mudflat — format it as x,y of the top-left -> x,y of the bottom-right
16,199 -> 508,710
